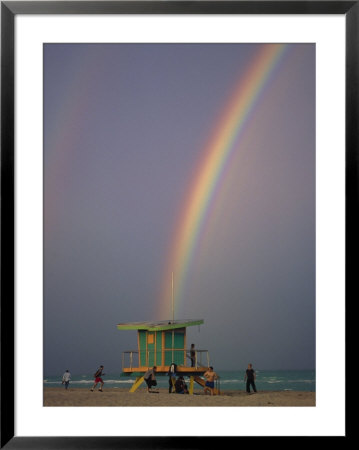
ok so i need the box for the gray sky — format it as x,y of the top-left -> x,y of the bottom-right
44,43 -> 315,375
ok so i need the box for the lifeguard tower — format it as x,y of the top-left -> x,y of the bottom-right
117,319 -> 219,394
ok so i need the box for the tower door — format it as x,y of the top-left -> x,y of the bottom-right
164,330 -> 185,366
147,332 -> 155,367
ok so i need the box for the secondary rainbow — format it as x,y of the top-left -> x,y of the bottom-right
158,44 -> 288,319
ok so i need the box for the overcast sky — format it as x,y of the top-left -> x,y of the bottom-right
44,43 -> 315,375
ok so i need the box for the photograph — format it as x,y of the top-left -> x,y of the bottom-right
43,42 -> 316,408
1,1 -> 351,444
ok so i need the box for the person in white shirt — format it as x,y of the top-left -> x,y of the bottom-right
62,370 -> 71,389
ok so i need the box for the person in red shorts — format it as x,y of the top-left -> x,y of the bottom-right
91,365 -> 105,392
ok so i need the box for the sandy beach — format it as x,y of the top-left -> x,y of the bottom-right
44,387 -> 315,407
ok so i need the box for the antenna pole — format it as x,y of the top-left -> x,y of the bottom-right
172,271 -> 174,363
171,271 -> 174,323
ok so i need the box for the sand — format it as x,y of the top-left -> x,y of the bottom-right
44,387 -> 315,407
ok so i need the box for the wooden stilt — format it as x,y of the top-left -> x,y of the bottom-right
171,377 -> 176,393
189,376 -> 194,395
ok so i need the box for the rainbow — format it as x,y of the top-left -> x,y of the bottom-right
44,46 -> 96,230
158,44 -> 289,319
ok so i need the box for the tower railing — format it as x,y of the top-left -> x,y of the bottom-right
121,349 -> 210,371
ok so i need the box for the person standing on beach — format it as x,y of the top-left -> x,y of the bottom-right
62,370 -> 71,389
91,365 -> 105,392
203,366 -> 218,395
244,363 -> 257,393
144,366 -> 157,393
168,362 -> 177,393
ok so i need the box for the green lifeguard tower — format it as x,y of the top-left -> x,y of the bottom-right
117,319 -> 219,394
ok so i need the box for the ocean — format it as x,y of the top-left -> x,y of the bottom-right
44,369 -> 315,392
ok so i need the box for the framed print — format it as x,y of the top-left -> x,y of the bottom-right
1,1 -> 354,446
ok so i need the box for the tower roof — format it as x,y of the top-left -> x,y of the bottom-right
117,319 -> 203,331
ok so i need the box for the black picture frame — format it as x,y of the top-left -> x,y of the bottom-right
1,1 -> 353,447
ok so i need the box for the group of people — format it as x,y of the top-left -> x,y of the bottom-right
167,363 -> 189,394
166,363 -> 219,395
142,363 -> 219,395
61,365 -> 106,391
61,362 -> 258,394
143,365 -> 189,394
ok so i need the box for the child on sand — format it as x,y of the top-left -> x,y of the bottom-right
175,376 -> 189,394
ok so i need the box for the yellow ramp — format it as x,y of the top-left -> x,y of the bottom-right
194,376 -> 220,395
129,376 -> 144,393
